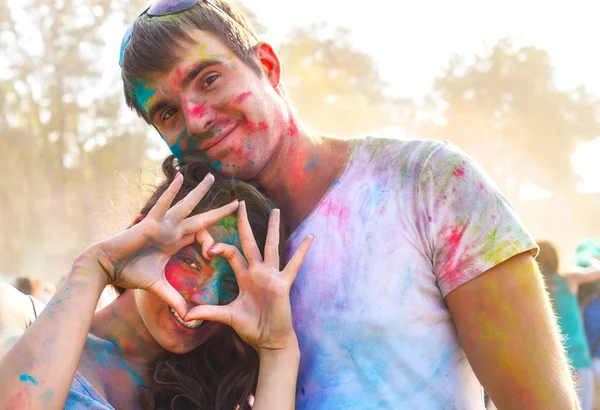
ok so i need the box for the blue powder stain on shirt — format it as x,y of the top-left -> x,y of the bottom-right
20,373 -> 38,385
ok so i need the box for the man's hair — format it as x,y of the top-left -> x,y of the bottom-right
121,0 -> 260,123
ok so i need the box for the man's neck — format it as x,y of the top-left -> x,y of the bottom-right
256,122 -> 352,233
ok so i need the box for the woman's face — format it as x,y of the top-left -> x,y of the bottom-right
135,215 -> 241,354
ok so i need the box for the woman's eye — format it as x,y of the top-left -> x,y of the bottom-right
203,73 -> 220,88
181,256 -> 199,270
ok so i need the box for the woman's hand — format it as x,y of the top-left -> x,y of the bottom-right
93,172 -> 238,316
185,201 -> 313,352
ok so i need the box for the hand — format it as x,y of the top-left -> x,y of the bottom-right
185,201 -> 314,351
94,172 -> 239,316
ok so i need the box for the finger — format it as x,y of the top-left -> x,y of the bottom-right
178,233 -> 197,250
167,172 -> 215,222
149,278 -> 188,319
179,201 -> 239,235
263,209 -> 280,268
195,230 -> 215,260
184,303 -> 233,326
282,235 -> 314,282
237,201 -> 263,264
208,243 -> 249,277
147,172 -> 183,220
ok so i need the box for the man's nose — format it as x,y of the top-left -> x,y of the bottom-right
182,99 -> 215,135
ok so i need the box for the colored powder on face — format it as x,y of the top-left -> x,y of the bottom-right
19,373 -> 38,386
134,82 -> 157,114
233,91 -> 252,105
169,128 -> 191,162
188,102 -> 207,117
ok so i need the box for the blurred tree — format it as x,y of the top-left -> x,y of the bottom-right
0,0 -> 148,279
414,38 -> 600,196
278,23 -> 406,137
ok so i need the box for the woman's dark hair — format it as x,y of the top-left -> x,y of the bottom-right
536,240 -> 559,295
125,155 -> 285,410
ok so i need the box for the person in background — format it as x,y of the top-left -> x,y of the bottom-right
537,240 -> 600,410
575,240 -> 600,406
13,276 -> 56,304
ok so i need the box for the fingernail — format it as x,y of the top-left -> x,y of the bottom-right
208,245 -> 217,254
229,199 -> 238,205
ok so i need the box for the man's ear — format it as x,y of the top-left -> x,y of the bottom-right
255,42 -> 281,88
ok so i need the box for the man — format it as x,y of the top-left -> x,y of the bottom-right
119,1 -> 579,408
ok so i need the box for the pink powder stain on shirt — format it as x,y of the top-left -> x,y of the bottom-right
233,91 -> 252,104
319,198 -> 351,229
453,165 -> 466,179
440,224 -> 470,286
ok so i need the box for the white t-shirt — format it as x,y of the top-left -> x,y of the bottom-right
286,137 -> 537,409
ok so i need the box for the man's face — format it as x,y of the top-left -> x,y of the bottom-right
134,29 -> 286,180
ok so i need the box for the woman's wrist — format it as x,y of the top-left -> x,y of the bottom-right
69,245 -> 113,289
257,334 -> 300,361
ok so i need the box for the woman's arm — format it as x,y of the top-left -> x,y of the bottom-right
0,251 -> 107,410
253,337 -> 301,410
0,173 -> 234,410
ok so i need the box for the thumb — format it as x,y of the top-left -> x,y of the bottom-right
185,304 -> 233,327
149,278 -> 188,319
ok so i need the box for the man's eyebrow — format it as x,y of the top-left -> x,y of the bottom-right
181,58 -> 226,89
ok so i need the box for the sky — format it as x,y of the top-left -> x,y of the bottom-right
240,0 -> 600,194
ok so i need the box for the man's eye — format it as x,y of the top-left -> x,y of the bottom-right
161,108 -> 176,123
203,73 -> 220,88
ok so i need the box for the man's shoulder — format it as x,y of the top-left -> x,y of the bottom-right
349,136 -> 459,177
353,136 -> 451,162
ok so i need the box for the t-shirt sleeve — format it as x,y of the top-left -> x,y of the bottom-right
416,141 -> 538,297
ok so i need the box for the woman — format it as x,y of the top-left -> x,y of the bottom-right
0,157 -> 313,409
537,240 -> 600,410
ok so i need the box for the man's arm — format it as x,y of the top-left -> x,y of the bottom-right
446,252 -> 579,410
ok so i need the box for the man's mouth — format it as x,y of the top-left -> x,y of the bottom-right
169,307 -> 203,329
199,122 -> 238,152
